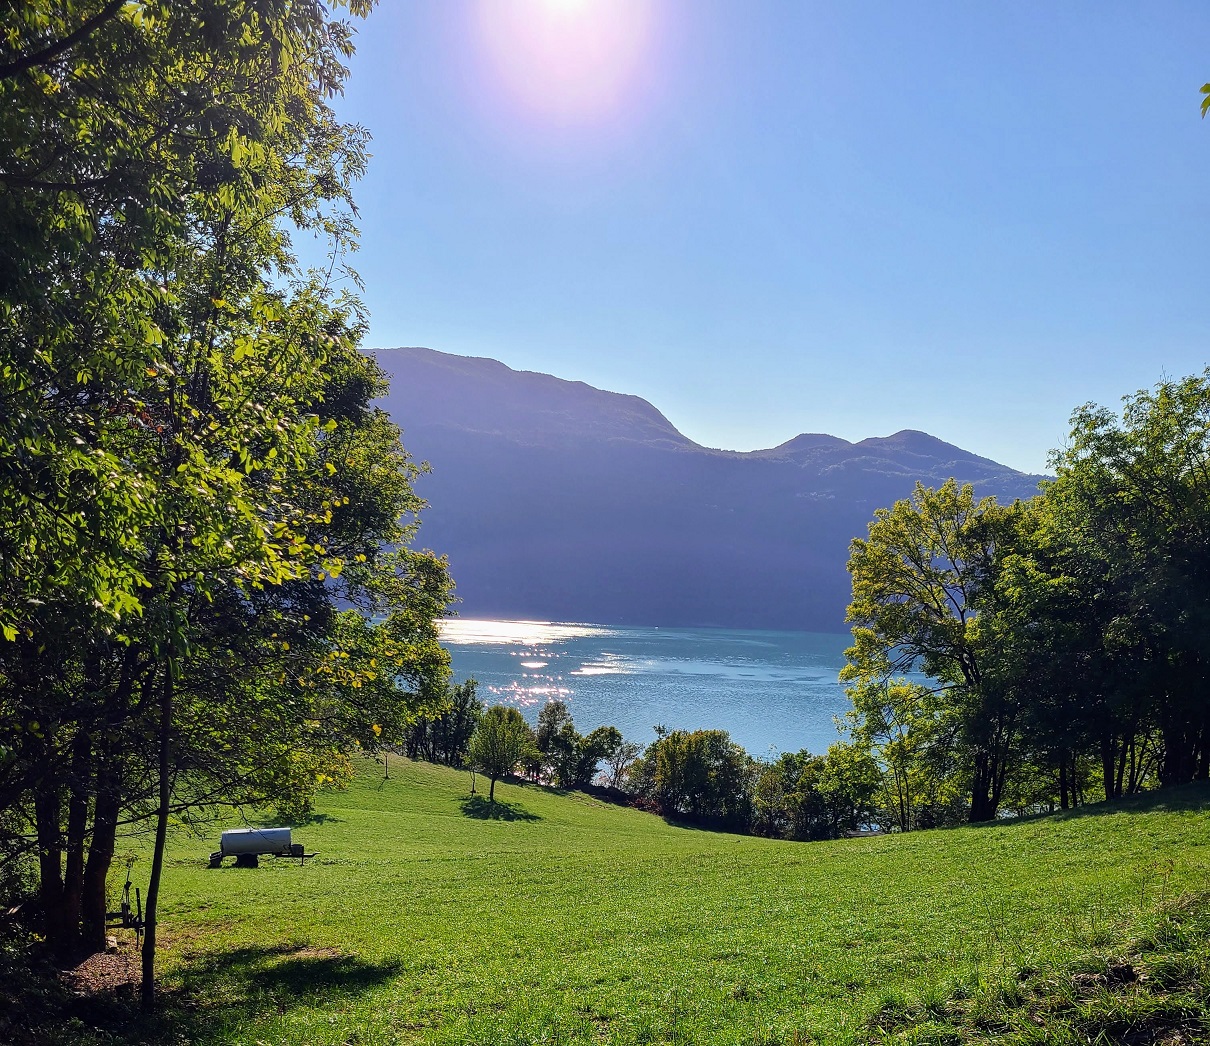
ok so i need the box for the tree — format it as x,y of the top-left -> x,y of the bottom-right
535,699 -> 574,757
533,700 -> 623,789
0,0 -> 374,641
406,680 -> 483,767
632,729 -> 751,827
1043,374 -> 1210,787
579,726 -> 624,788
976,496 -> 1153,808
843,680 -> 964,831
468,706 -> 536,802
0,0 -> 459,1006
750,744 -> 880,841
604,738 -> 643,789
844,479 -> 1022,822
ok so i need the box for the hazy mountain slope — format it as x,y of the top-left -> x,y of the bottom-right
372,347 -> 1046,631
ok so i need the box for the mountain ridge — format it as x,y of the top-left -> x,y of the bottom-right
370,347 -> 1046,630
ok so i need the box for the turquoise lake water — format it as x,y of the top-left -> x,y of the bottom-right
439,619 -> 854,758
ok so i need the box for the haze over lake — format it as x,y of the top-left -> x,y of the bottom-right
439,618 -> 854,757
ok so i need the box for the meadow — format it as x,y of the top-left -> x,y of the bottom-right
65,759 -> 1198,1046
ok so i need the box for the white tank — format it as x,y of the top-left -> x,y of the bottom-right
221,827 -> 291,856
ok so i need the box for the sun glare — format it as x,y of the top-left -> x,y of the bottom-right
472,0 -> 656,125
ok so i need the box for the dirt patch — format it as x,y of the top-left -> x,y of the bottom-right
287,945 -> 342,960
62,944 -> 140,995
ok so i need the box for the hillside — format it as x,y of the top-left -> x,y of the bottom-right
372,347 -> 1048,630
34,761 -> 1205,1046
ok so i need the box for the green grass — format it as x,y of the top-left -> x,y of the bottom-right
866,890 -> 1210,1043
33,764 -> 1210,1044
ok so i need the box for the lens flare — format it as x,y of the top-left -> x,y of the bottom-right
472,0 -> 657,125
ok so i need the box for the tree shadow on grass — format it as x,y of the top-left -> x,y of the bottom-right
459,794 -> 541,822
0,932 -> 403,1046
972,780 -> 1210,831
176,941 -> 402,1003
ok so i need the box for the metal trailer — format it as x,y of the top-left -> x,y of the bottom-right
209,827 -> 316,868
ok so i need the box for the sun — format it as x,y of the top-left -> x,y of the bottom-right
472,0 -> 657,125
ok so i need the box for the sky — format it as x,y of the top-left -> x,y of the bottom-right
308,0 -> 1210,475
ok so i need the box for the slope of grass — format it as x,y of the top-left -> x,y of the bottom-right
34,763 -> 1210,1044
868,891 -> 1210,1044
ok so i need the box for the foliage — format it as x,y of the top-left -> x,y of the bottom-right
843,679 -> 966,832
627,728 -> 752,827
841,372 -> 1210,828
844,479 -> 1020,822
1044,374 -> 1210,788
603,738 -> 644,788
405,680 -> 483,767
534,700 -> 625,789
468,705 -> 537,801
751,743 -> 881,841
0,0 -> 456,1002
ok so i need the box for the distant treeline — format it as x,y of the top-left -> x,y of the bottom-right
406,687 -> 879,839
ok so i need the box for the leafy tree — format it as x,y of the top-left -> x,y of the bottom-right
533,701 -> 624,789
406,680 -> 483,767
535,699 -> 574,756
841,375 -> 1210,822
632,729 -> 751,827
0,0 -> 373,642
843,678 -> 966,831
844,480 -> 1022,821
468,706 -> 537,802
751,744 -> 880,841
578,726 -> 624,788
1044,375 -> 1210,787
604,738 -> 644,788
0,0 -> 459,1006
978,497 -> 1153,807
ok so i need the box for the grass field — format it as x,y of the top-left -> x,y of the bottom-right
3,761 -> 1201,1045
85,759 -> 1204,1046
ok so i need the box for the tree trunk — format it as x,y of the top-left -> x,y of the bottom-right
968,752 -> 994,822
488,774 -> 496,802
35,774 -> 74,959
1059,757 -> 1069,811
81,646 -> 140,955
61,731 -> 92,955
1100,734 -> 1118,801
81,766 -> 120,954
1115,736 -> 1130,799
141,657 -> 172,1010
1160,719 -> 1196,786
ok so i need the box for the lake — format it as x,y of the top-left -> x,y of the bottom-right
438,618 -> 855,757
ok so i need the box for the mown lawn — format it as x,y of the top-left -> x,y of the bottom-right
100,760 -> 1210,1046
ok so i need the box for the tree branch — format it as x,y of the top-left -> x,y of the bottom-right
0,0 -> 128,80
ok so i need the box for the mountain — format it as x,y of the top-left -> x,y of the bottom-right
370,347 -> 1047,632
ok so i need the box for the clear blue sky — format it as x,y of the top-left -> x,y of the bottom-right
313,1 -> 1210,475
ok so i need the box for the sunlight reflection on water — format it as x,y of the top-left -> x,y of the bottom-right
439,618 -> 611,646
438,618 -> 854,756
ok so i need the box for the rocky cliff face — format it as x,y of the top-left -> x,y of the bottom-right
372,347 -> 1046,631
